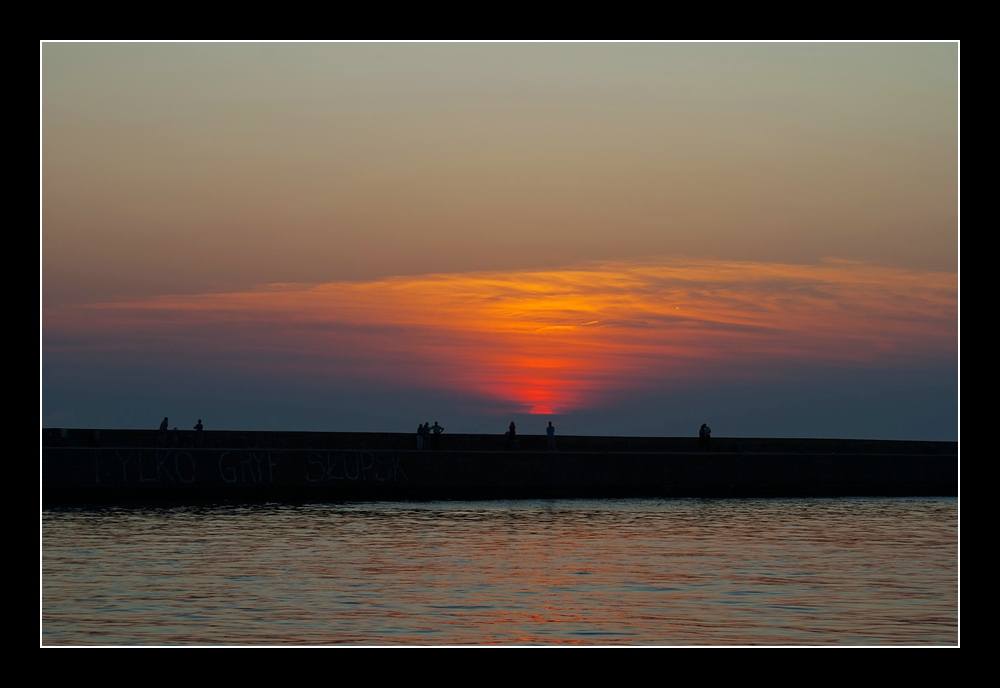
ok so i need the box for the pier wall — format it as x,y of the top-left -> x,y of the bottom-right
42,429 -> 957,505
42,428 -> 956,455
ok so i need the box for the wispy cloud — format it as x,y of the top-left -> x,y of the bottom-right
44,259 -> 957,414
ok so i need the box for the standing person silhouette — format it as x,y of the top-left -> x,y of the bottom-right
699,423 -> 712,452
159,417 -> 169,431
194,419 -> 204,446
416,423 -> 425,450
546,421 -> 556,451
430,421 -> 444,449
508,421 -> 517,450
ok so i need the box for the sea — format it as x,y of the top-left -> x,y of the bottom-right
41,497 -> 958,645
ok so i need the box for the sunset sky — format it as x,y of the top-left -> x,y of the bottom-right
42,43 -> 958,439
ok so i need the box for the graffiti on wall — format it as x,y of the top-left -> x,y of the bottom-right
79,449 -> 410,487
306,452 -> 409,483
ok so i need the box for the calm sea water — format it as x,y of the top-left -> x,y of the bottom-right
42,498 -> 958,645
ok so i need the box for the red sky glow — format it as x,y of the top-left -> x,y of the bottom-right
45,259 -> 957,415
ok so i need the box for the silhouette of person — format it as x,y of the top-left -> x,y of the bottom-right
546,421 -> 556,451
416,423 -> 425,450
159,417 -> 169,431
194,419 -> 204,445
508,421 -> 518,450
699,423 -> 712,452
430,421 -> 444,449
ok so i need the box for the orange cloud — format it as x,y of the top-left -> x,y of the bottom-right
44,259 -> 957,414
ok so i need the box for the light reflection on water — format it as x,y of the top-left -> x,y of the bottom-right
42,498 -> 957,645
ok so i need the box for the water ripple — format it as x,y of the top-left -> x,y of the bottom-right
42,498 -> 957,645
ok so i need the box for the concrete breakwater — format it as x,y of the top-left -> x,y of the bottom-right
42,428 -> 957,504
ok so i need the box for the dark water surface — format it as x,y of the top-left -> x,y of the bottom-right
42,498 -> 958,645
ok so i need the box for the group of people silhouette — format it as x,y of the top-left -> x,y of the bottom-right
413,420 -> 711,452
159,415 -> 712,452
413,420 -> 560,452
416,422 -> 444,450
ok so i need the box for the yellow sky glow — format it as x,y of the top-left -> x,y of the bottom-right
45,259 -> 957,414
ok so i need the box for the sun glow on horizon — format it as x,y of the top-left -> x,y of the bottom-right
44,258 -> 957,415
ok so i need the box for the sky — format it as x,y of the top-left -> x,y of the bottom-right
41,42 -> 959,439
